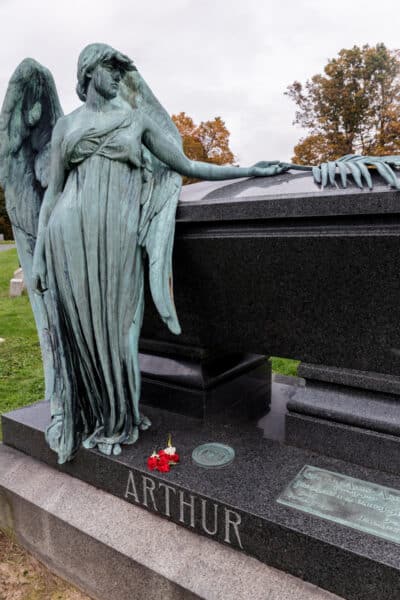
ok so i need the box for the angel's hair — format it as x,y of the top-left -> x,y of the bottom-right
76,43 -> 136,102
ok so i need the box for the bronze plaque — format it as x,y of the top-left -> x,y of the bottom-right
277,465 -> 400,544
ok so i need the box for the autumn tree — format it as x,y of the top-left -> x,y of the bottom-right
172,112 -> 235,183
286,44 -> 400,164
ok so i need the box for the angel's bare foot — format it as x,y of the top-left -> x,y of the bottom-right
97,442 -> 112,456
139,414 -> 151,430
113,443 -> 122,456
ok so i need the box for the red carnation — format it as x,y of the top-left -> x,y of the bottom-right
157,453 -> 170,465
146,435 -> 180,473
157,461 -> 170,473
147,452 -> 158,471
168,453 -> 180,463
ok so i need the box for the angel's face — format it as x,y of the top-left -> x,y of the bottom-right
90,60 -> 123,100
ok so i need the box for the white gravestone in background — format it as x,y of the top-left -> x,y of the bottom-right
9,267 -> 25,297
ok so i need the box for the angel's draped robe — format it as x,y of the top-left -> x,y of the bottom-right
45,111 -> 148,462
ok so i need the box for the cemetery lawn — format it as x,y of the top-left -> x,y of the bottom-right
0,248 -> 299,436
0,249 -> 44,433
270,356 -> 299,377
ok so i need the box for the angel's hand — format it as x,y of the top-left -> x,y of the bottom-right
251,161 -> 290,177
32,256 -> 48,295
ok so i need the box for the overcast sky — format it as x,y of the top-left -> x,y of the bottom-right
0,0 -> 399,164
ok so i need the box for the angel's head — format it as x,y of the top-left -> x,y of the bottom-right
76,43 -> 136,102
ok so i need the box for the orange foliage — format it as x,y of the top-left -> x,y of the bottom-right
172,112 -> 235,184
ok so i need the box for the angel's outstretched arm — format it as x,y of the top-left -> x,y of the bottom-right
32,121 -> 66,291
142,116 -> 285,180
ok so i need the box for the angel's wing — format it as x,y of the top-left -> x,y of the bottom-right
312,154 -> 400,190
0,58 -> 63,244
0,58 -> 63,406
120,71 -> 182,335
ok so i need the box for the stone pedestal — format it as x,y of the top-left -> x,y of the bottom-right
139,350 -> 270,419
287,364 -> 400,476
298,362 -> 400,396
4,387 -> 400,600
0,444 -> 340,600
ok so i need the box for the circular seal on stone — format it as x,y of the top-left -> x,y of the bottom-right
192,443 -> 235,469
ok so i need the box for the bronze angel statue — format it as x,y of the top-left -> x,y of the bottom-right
0,43 -> 292,463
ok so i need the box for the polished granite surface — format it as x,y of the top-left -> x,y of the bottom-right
4,377 -> 400,600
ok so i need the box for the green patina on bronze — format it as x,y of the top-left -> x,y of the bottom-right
278,465 -> 400,544
0,44 -> 292,463
192,443 -> 235,469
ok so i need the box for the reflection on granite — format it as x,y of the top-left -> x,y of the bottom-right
257,375 -> 305,442
180,169 -> 389,203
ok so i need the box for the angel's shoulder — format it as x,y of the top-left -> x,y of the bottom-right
63,106 -> 86,124
54,108 -> 84,137
49,116 -> 66,142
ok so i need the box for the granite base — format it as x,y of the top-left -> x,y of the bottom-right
4,381 -> 400,600
0,445 -> 340,600
298,362 -> 400,397
286,380 -> 400,475
139,352 -> 270,419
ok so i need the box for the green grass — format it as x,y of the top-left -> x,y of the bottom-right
0,248 -> 299,433
0,249 -> 44,428
270,356 -> 299,377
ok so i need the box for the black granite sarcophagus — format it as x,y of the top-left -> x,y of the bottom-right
143,170 -> 400,379
139,170 -> 400,470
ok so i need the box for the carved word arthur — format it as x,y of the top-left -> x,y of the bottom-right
125,471 -> 244,549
